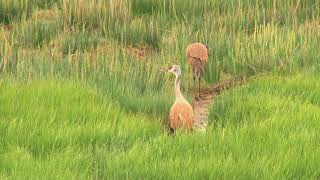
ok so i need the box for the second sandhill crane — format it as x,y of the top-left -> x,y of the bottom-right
161,65 -> 194,133
185,43 -> 209,100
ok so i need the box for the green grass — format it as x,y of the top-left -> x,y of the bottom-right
110,19 -> 161,50
1,0 -> 320,179
0,0 -> 59,24
0,79 -> 163,179
14,20 -> 60,48
0,74 -> 319,179
61,31 -> 99,55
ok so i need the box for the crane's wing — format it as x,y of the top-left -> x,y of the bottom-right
185,43 -> 208,64
170,103 -> 194,129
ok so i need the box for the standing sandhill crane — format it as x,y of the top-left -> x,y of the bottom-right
185,43 -> 209,100
161,65 -> 194,133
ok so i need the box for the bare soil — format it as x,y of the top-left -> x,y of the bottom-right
192,76 -> 247,132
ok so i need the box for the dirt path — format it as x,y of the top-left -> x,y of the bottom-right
192,76 -> 246,132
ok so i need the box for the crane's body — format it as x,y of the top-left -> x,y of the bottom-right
185,43 -> 209,64
161,65 -> 194,132
185,43 -> 209,100
170,101 -> 193,129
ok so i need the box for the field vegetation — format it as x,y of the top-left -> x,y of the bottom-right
0,0 -> 319,179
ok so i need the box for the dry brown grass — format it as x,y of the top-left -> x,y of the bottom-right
123,46 -> 154,59
30,9 -> 59,22
109,0 -> 130,20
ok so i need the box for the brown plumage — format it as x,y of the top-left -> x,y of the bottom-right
160,65 -> 194,133
185,43 -> 209,99
170,102 -> 193,130
185,43 -> 209,64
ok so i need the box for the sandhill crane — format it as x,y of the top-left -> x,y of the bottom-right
185,43 -> 209,100
161,65 -> 194,133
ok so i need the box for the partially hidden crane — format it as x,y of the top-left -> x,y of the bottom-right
185,43 -> 209,100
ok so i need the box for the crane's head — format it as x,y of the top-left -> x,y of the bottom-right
160,65 -> 181,76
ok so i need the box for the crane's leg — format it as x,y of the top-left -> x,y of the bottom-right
194,76 -> 199,101
198,76 -> 201,99
169,127 -> 175,135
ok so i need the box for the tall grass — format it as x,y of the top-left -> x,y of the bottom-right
1,0 -> 319,75
0,0 -> 59,24
0,0 -> 320,178
0,75 -> 319,179
13,20 -> 60,48
0,0 -> 319,112
0,0 -> 319,114
61,31 -> 99,55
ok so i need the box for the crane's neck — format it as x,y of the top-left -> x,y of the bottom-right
174,74 -> 183,100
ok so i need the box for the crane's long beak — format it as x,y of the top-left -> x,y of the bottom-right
160,66 -> 172,72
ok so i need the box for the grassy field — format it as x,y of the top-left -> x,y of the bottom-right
0,0 -> 320,179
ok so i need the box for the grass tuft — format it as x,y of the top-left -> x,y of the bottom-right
61,31 -> 99,55
14,20 -> 60,48
1,0 -> 320,178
